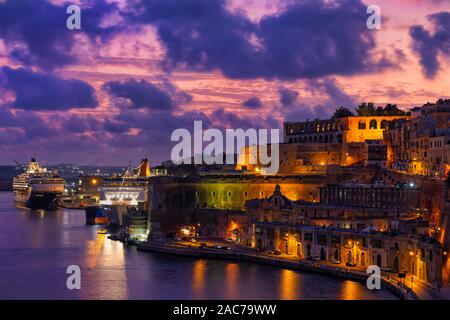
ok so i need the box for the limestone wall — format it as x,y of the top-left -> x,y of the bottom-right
148,176 -> 324,234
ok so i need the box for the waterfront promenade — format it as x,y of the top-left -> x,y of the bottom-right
138,239 -> 429,300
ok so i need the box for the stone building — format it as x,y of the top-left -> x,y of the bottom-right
283,115 -> 409,146
384,99 -> 450,177
246,184 -> 420,233
193,208 -> 248,243
237,115 -> 408,175
148,175 -> 324,236
252,222 -> 442,287
319,183 -> 421,210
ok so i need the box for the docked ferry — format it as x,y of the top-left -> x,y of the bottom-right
99,159 -> 150,226
13,158 -> 65,210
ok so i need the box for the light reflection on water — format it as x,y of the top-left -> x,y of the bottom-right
0,192 -> 396,300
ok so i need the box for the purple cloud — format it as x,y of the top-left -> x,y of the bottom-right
0,0 -> 123,70
103,79 -> 192,110
243,97 -> 262,109
410,12 -> 450,78
1,67 -> 97,110
279,88 -> 299,107
131,0 -> 389,79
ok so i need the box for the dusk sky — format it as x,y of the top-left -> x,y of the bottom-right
0,0 -> 449,166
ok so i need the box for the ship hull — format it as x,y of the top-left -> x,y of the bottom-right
85,206 -> 109,225
15,192 -> 60,210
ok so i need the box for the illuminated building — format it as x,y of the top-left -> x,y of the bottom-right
237,115 -> 409,174
384,99 -> 450,177
194,208 -> 248,243
77,175 -> 103,200
246,184 -> 420,233
253,222 -> 442,287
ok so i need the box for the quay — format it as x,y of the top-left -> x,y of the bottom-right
138,240 -> 419,300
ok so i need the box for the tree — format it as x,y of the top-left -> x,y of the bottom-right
333,107 -> 354,118
355,103 -> 409,116
384,104 -> 408,116
356,102 -> 376,116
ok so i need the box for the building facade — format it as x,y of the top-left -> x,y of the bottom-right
252,222 -> 442,287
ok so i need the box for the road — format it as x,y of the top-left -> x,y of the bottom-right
170,238 -> 448,300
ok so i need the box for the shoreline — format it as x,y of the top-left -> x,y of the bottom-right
138,241 -> 418,300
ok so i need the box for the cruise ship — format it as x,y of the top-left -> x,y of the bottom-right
13,158 -> 66,210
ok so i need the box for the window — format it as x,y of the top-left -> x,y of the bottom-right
369,119 -> 377,129
317,234 -> 327,245
358,120 -> 366,129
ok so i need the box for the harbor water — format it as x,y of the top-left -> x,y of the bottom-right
0,192 -> 396,300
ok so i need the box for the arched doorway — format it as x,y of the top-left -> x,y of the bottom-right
394,256 -> 399,272
320,247 -> 326,260
360,252 -> 365,267
306,244 -> 311,257
376,254 -> 382,268
297,244 -> 301,257
257,239 -> 262,251
346,251 -> 352,264
334,249 -> 339,260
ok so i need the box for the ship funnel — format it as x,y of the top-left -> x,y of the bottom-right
138,158 -> 150,177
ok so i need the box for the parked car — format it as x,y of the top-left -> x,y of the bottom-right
199,243 -> 207,248
190,238 -> 197,243
331,259 -> 341,264
307,256 -> 320,261
346,262 -> 357,267
214,245 -> 223,249
271,250 -> 282,256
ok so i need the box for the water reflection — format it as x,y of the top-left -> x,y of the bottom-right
192,260 -> 207,299
341,280 -> 366,300
279,269 -> 298,300
224,263 -> 239,299
0,192 -> 397,300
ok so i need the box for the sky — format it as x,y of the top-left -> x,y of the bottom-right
0,0 -> 449,166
